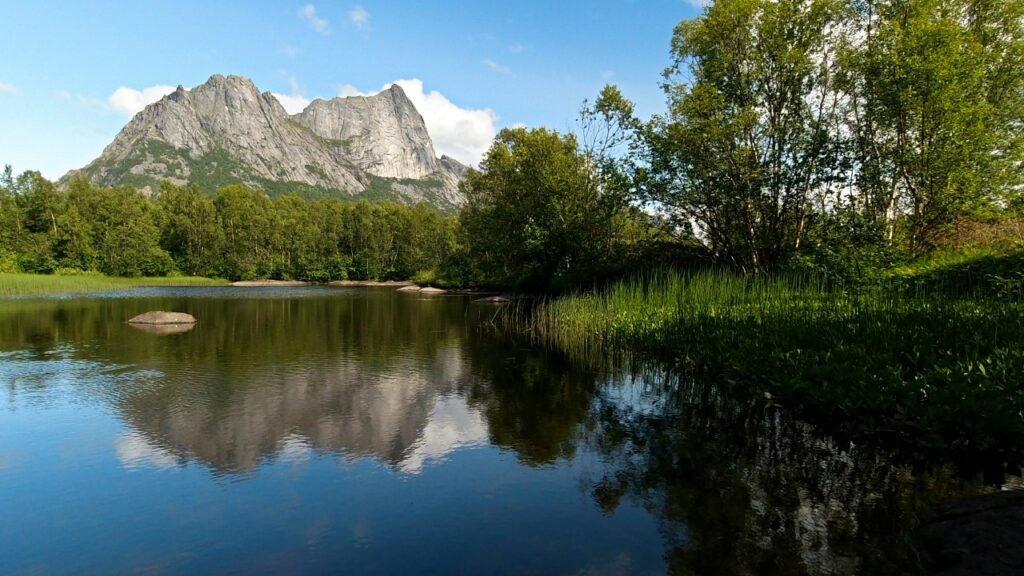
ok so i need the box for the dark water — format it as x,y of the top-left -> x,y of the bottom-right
0,287 -> 1002,575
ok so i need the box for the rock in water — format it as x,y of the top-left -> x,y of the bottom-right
913,489 -> 1024,575
474,295 -> 511,303
129,323 -> 196,336
62,75 -> 467,209
128,311 -> 197,325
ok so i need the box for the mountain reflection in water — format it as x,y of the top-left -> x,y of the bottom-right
0,287 -> 1008,575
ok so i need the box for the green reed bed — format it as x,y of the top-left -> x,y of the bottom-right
0,272 -> 227,297
520,271 -> 1024,456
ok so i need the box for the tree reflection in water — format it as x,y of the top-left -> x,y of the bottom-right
578,368 -> 995,575
0,289 -> 1008,575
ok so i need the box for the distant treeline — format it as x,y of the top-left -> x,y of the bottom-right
0,169 -> 458,282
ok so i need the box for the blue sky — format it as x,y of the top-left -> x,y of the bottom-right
0,1 -> 705,178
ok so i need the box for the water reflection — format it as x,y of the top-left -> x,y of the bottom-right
113,347 -> 488,475
581,371 -> 992,575
0,288 -> 1008,575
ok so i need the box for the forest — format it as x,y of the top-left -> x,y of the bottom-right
0,171 -> 459,283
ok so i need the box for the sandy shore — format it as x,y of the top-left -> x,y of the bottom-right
230,280 -> 311,287
327,280 -> 416,287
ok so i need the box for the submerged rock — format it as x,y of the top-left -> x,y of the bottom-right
396,285 -> 422,292
473,295 -> 511,303
129,323 -> 196,336
128,311 -> 197,325
418,287 -> 447,294
913,489 -> 1024,575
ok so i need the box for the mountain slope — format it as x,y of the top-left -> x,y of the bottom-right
66,74 -> 468,208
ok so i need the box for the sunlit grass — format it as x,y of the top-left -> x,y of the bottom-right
0,272 -> 227,297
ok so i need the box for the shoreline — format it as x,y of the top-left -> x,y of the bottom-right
327,280 -> 416,287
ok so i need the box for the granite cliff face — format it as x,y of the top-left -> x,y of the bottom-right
67,74 -> 468,208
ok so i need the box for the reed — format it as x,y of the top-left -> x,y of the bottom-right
514,270 -> 1024,456
0,272 -> 226,297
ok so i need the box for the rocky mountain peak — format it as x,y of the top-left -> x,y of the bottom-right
292,84 -> 439,180
66,74 -> 468,209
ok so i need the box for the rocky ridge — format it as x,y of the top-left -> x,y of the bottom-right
66,74 -> 468,208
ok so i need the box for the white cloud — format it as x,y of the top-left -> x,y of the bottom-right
271,71 -> 311,114
336,79 -> 498,167
271,92 -> 311,114
397,396 -> 488,474
108,85 -> 175,116
299,4 -> 331,36
391,79 -> 498,167
481,59 -> 511,74
508,43 -> 526,54
349,6 -> 369,29
115,432 -> 178,471
601,70 -> 616,80
284,45 -> 300,59
0,83 -> 21,95
337,84 -> 365,98
687,0 -> 712,7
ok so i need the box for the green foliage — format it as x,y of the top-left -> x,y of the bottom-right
595,0 -> 1024,272
66,179 -> 173,276
520,270 -> 1024,457
0,272 -> 225,297
888,243 -> 1024,299
637,0 -> 850,272
0,168 -> 460,284
460,127 -> 639,291
189,145 -> 251,194
156,182 -> 223,276
842,0 -> 1023,252
215,184 -> 277,280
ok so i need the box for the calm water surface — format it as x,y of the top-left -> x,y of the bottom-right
0,287 -> 1001,574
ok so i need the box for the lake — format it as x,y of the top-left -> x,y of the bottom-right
0,287 -> 1002,575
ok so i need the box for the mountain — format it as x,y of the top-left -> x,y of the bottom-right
65,74 -> 469,209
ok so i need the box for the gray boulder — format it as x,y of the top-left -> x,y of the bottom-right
128,311 -> 197,325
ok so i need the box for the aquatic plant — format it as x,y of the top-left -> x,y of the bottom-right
516,270 -> 1024,458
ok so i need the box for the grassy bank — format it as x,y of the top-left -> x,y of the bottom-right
0,272 -> 227,297
517,271 -> 1024,457
887,244 -> 1024,300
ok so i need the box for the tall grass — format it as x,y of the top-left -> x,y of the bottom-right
514,270 -> 1024,457
0,272 -> 227,297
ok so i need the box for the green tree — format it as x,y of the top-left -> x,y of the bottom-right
215,185 -> 277,280
640,0 -> 849,272
53,204 -> 96,271
156,182 -> 224,276
0,165 -> 24,271
843,0 -> 1021,252
13,171 -> 64,272
69,180 -> 173,276
460,127 -> 632,290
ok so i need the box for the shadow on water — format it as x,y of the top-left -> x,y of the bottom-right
0,287 -> 1015,574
